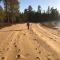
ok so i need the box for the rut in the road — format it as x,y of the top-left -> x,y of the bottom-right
0,24 -> 60,60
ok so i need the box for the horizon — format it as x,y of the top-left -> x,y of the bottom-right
20,0 -> 60,13
0,0 -> 60,13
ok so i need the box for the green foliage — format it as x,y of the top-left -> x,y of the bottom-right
50,7 -> 59,19
37,5 -> 41,13
0,0 -> 19,23
0,0 -> 60,24
21,5 -> 60,22
0,6 -> 5,23
28,5 -> 32,12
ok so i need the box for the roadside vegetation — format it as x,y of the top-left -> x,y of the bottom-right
0,0 -> 60,28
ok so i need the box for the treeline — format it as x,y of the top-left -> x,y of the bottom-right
0,0 -> 60,24
20,5 -> 60,23
0,0 -> 19,24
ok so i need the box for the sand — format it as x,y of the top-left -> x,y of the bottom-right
0,23 -> 60,60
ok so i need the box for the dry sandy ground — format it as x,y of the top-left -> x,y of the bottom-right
0,23 -> 60,60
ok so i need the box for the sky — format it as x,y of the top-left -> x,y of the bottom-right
0,0 -> 60,12
20,0 -> 60,12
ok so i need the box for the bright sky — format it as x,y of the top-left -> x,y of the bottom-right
20,0 -> 60,12
0,0 -> 60,12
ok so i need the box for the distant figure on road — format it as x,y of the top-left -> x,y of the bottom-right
27,21 -> 30,30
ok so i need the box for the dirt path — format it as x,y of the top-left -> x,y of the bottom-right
0,23 -> 60,60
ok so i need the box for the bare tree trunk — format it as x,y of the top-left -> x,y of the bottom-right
4,0 -> 9,23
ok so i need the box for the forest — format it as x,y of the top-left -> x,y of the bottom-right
0,0 -> 60,25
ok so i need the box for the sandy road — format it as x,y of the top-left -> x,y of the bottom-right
31,23 -> 60,57
0,23 -> 60,60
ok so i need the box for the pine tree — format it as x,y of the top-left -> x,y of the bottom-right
0,0 -> 19,23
